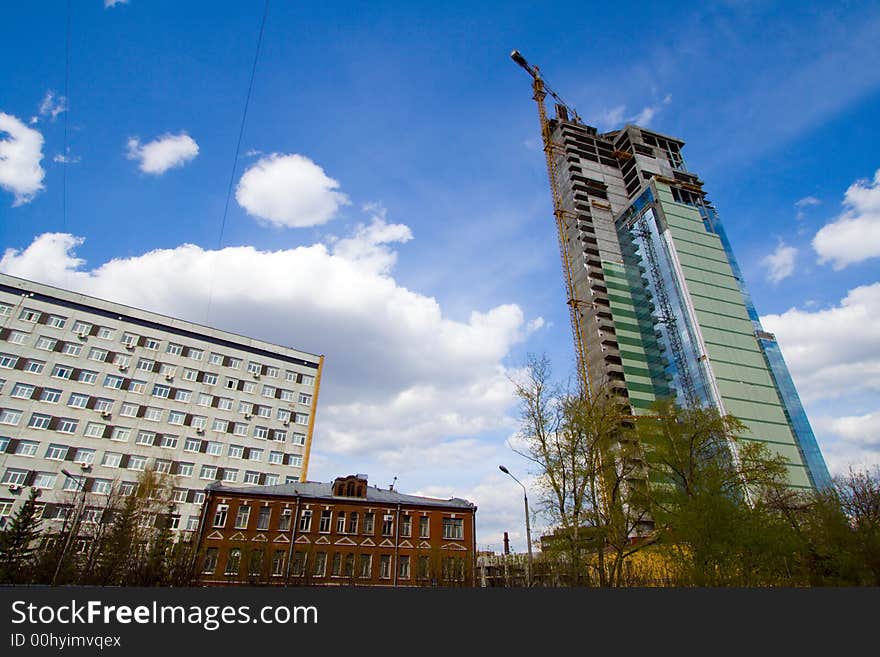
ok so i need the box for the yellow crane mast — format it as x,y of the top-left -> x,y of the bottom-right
511,50 -> 592,397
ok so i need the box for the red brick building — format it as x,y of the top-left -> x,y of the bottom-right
193,474 -> 477,586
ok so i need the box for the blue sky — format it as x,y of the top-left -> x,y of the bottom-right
2,0 -> 879,552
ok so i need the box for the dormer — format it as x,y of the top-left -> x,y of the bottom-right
333,474 -> 368,498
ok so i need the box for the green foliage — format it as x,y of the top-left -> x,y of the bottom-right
0,487 -> 44,584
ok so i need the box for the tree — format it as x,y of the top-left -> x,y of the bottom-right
0,488 -> 43,584
638,399 -> 803,586
511,354 -> 653,587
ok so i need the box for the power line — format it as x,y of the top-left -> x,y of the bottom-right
206,0 -> 271,322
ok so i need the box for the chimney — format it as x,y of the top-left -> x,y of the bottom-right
503,532 -> 510,555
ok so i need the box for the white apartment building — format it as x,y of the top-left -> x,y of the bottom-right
0,272 -> 323,534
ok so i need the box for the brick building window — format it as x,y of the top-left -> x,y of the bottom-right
225,549 -> 241,575
202,548 -> 219,574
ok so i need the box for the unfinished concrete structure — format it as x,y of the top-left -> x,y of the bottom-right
514,51 -> 830,491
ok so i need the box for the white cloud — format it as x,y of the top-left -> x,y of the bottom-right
761,241 -> 797,283
762,282 -> 880,403
0,223 -> 542,477
597,94 -> 671,130
37,90 -> 67,122
126,132 -> 199,175
236,153 -> 350,228
0,112 -> 45,206
813,169 -> 880,269
52,153 -> 81,165
811,413 -> 880,476
795,195 -> 821,220
104,0 -> 128,7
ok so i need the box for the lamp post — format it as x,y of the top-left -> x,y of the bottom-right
52,468 -> 87,586
499,465 -> 533,587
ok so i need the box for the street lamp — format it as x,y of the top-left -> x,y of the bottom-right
499,465 -> 533,587
52,468 -> 87,586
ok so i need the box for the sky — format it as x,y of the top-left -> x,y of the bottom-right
1,0 -> 879,554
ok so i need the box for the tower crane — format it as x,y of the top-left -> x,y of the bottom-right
511,50 -> 592,398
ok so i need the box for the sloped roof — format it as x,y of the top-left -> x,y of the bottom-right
207,480 -> 475,510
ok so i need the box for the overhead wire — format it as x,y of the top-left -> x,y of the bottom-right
205,0 -> 271,323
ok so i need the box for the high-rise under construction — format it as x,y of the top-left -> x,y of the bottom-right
513,51 -> 830,491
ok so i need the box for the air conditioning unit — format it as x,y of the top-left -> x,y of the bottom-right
283,421 -> 289,426
81,464 -> 92,472
165,374 -> 174,381
244,413 -> 252,419
196,428 -> 205,434
100,410 -> 111,418
252,372 -> 261,379
8,483 -> 21,492
124,342 -> 135,350
118,364 -> 127,371
77,331 -> 89,340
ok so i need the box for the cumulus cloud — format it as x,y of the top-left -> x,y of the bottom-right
126,132 -> 199,175
813,169 -> 880,269
811,413 -> 880,475
762,282 -> 880,403
761,241 -> 797,283
236,153 -> 350,228
104,0 -> 129,7
0,112 -> 45,206
0,225 -> 542,474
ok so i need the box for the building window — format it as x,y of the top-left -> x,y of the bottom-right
200,465 -> 217,480
401,514 -> 412,537
248,448 -> 263,462
359,554 -> 372,578
119,481 -> 138,497
186,515 -> 199,531
155,459 -> 172,474
120,402 -> 138,417
40,388 -> 63,404
183,368 -> 197,382
420,516 -> 430,538
96,327 -> 114,340
102,452 -> 122,468
87,347 -> 107,362
62,343 -> 81,356
222,468 -> 238,483
36,336 -> 57,351
244,471 -> 260,485
213,504 -> 229,528
188,348 -> 203,361
204,441 -> 222,456
128,455 -> 147,471
202,548 -> 219,574
56,418 -> 78,434
225,549 -> 241,575
166,343 -> 183,356
103,374 -> 124,390
11,383 -> 35,399
84,422 -> 105,438
7,331 -> 27,345
257,506 -> 271,530
301,375 -> 315,386
272,430 -> 286,443
46,314 -> 67,328
298,393 -> 312,405
202,373 -> 217,386
178,462 -> 194,477
319,510 -> 331,533
271,550 -> 286,577
92,479 -> 112,495
242,382 -> 256,394
268,451 -> 283,465
382,515 -> 394,536
0,353 -> 19,369
32,472 -> 57,490
67,393 -> 89,409
418,556 -> 430,580
253,426 -> 269,440
45,444 -> 68,460
279,508 -> 292,531
336,512 -> 346,534
19,308 -> 41,323
330,553 -> 342,577
128,379 -> 146,394
363,513 -> 374,535
110,427 -> 130,442
0,409 -> 23,426
15,440 -> 39,456
77,369 -> 97,384
379,555 -> 392,579
136,431 -> 155,446
168,410 -> 186,426
193,491 -> 205,505
291,432 -> 306,446
298,509 -> 312,532
312,552 -> 327,577
28,413 -> 51,430
235,505 -> 251,529
257,406 -> 271,419
398,555 -> 410,580
63,474 -> 86,492
2,469 -> 28,486
73,448 -> 95,465
152,384 -> 170,399
94,398 -> 113,413
443,517 -> 463,539
52,365 -> 73,380
143,338 -> 160,351
347,512 -> 359,534
143,407 -> 162,422
264,474 -> 279,486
